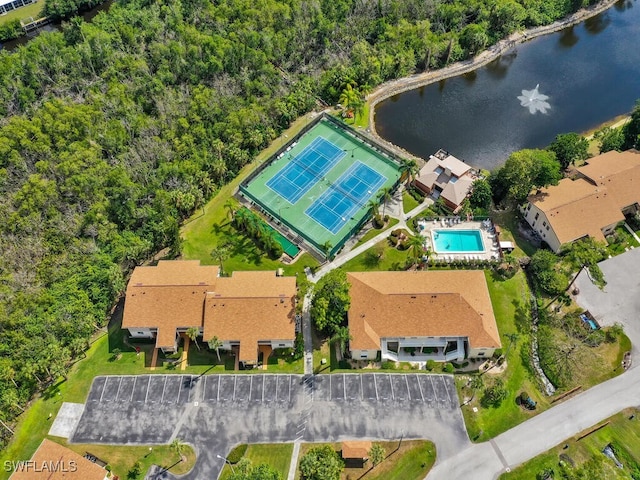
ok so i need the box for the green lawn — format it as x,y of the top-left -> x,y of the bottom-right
402,191 -> 420,214
296,440 -> 435,480
180,115 -> 320,275
458,270 -> 547,442
500,409 -> 640,480
0,0 -> 44,25
355,218 -> 399,247
340,237 -> 412,272
220,443 -> 293,479
606,225 -> 640,256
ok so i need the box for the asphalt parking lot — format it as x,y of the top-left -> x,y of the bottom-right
73,373 -> 467,479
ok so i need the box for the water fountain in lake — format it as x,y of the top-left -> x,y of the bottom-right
518,84 -> 551,114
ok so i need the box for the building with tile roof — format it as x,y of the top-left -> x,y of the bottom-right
347,271 -> 501,362
9,439 -> 108,480
122,261 -> 296,364
523,150 -> 640,252
413,150 -> 477,212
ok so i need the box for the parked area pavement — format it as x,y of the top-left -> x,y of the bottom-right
72,373 -> 467,479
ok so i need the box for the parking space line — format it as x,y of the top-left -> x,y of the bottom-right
389,374 -> 394,400
329,375 -> 332,401
262,376 -> 265,402
442,376 -> 452,403
202,376 -> 207,403
116,377 -> 124,401
249,376 -> 253,401
430,376 -> 438,402
343,374 -> 346,400
233,376 -> 237,401
177,376 -> 183,404
416,375 -> 425,401
373,375 -> 379,400
144,377 -> 151,403
160,376 -> 168,403
99,377 -> 108,402
275,375 -> 279,400
217,376 -> 221,402
288,375 -> 292,403
188,377 -> 193,402
130,376 -> 136,402
360,376 -> 364,400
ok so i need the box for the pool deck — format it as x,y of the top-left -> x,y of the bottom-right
417,219 -> 500,261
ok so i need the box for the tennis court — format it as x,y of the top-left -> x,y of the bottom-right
306,162 -> 386,234
266,137 -> 345,204
240,116 -> 402,256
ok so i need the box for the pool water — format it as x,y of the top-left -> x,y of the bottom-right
432,229 -> 484,253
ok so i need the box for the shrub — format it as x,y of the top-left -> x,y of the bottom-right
381,360 -> 396,370
227,444 -> 248,464
481,379 -> 508,408
493,348 -> 503,359
426,360 -> 436,371
443,363 -> 454,373
373,214 -> 384,229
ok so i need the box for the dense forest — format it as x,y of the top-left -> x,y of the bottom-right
0,0 -> 606,447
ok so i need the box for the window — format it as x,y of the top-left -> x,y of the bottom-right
526,204 -> 531,211
278,343 -> 286,347
534,212 -> 539,220
360,354 -> 368,358
542,221 -> 546,227
477,352 -> 485,357
546,226 -> 550,231
387,342 -> 399,353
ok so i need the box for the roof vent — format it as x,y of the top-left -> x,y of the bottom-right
410,296 -> 417,299
280,298 -> 284,303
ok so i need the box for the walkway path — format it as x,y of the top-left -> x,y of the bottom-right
308,189 -> 433,282
287,442 -> 301,480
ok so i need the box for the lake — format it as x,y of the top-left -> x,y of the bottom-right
374,0 -> 640,170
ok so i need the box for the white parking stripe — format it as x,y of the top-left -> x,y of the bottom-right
233,376 -> 237,400
442,376 -> 452,403
249,376 -> 253,401
416,375 -> 425,401
217,375 -> 221,402
343,374 -> 346,399
430,376 -> 438,402
130,376 -> 136,402
144,377 -> 151,403
188,377 -> 193,402
389,374 -> 394,400
373,375 -> 379,400
288,375 -> 292,402
405,375 -> 411,400
360,375 -> 364,400
177,376 -> 183,403
99,377 -> 108,402
275,375 -> 279,400
329,375 -> 332,400
161,376 -> 168,403
115,377 -> 124,401
262,376 -> 265,403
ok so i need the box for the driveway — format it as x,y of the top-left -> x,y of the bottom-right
72,373 -> 468,479
574,247 -> 640,354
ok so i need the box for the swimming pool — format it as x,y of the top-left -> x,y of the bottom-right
432,229 -> 485,253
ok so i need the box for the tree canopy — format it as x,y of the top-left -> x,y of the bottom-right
310,269 -> 350,334
299,445 -> 344,480
548,132 -> 589,169
491,149 -> 562,204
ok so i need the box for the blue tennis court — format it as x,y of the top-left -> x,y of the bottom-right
266,137 -> 345,203
306,162 -> 387,234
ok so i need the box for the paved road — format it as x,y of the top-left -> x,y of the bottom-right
427,249 -> 640,479
72,373 -> 467,479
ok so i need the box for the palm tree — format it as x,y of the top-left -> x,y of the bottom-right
338,84 -> 361,118
423,247 -> 434,268
330,326 -> 352,358
224,199 -> 237,221
321,241 -> 333,260
400,158 -> 419,188
504,333 -> 519,358
207,336 -> 223,362
407,234 -> 425,265
171,438 -> 187,462
261,228 -> 279,254
210,244 -> 230,276
186,327 -> 201,351
369,443 -> 385,468
381,187 -> 392,218
367,199 -> 379,218
233,207 -> 250,231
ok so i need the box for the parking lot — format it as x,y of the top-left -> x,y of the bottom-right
86,373 -> 457,409
74,373 -> 467,480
